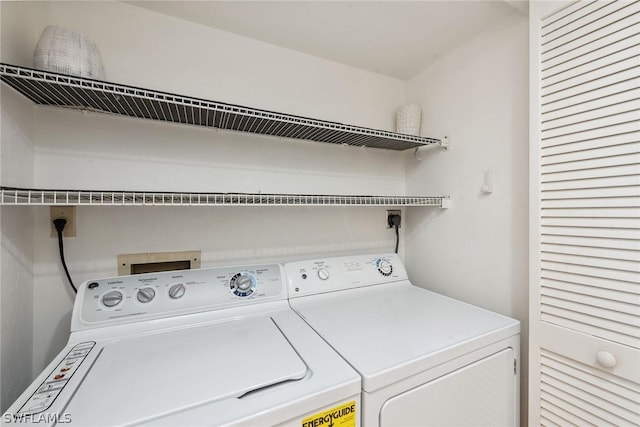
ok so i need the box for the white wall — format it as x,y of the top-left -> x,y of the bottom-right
0,93 -> 36,410
33,108 -> 405,195
0,1 -> 38,69
403,13 -> 529,422
30,1 -> 403,131
0,2 -> 37,412
0,204 -> 34,413
22,1 -> 408,374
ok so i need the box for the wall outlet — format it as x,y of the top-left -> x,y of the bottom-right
386,210 -> 401,228
50,206 -> 77,237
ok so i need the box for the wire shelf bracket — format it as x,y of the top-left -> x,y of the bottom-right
413,135 -> 449,160
440,135 -> 450,151
0,63 -> 444,151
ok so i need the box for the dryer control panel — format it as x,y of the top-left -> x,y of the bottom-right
285,253 -> 408,298
74,264 -> 284,330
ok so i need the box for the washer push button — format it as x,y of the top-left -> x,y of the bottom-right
17,342 -> 95,416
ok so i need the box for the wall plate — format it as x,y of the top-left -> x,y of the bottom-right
118,250 -> 201,276
50,206 -> 76,237
386,209 -> 401,228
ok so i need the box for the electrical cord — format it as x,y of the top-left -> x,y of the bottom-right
394,223 -> 399,253
53,218 -> 77,294
388,214 -> 401,254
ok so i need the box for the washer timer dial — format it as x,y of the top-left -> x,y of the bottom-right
376,258 -> 393,276
230,272 -> 257,297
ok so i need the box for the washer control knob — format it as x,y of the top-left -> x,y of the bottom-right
168,283 -> 186,300
317,268 -> 330,280
230,272 -> 257,297
236,276 -> 253,291
376,259 -> 393,276
136,287 -> 156,304
102,290 -> 123,308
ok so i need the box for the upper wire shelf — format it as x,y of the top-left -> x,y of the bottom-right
0,63 -> 442,151
0,187 -> 449,208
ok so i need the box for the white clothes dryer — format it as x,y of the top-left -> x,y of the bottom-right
286,253 -> 520,427
3,263 -> 360,426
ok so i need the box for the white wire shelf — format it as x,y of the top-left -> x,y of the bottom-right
0,188 -> 449,207
0,63 -> 442,151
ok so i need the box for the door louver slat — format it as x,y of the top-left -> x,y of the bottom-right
540,350 -> 640,425
542,142 -> 639,166
543,7 -> 640,68
542,1 -> 621,42
542,279 -> 638,307
541,260 -> 639,283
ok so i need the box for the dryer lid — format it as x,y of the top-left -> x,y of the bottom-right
64,316 -> 307,425
291,283 -> 520,392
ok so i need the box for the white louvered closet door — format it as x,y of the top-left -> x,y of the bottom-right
530,0 -> 640,426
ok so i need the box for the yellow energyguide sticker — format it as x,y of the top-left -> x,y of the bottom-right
301,400 -> 356,427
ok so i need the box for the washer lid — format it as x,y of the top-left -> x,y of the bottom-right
64,316 -> 307,425
291,283 -> 520,392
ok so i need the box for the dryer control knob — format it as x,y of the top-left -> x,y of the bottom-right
102,290 -> 123,308
377,259 -> 393,276
168,283 -> 186,300
136,287 -> 156,304
317,268 -> 330,280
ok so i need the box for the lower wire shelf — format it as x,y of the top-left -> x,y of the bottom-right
0,187 -> 449,208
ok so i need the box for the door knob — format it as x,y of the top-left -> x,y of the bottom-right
596,351 -> 617,368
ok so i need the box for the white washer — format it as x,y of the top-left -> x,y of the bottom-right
286,253 -> 520,427
3,264 -> 360,426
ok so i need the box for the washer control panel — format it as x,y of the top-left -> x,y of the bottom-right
16,342 -> 95,416
77,264 -> 284,328
285,253 -> 407,298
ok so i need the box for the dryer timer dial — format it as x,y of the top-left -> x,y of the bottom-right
376,259 -> 393,276
317,267 -> 330,280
